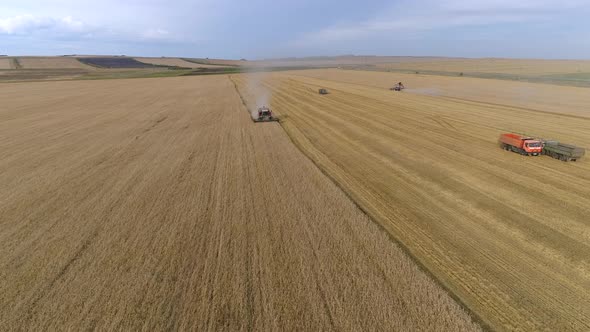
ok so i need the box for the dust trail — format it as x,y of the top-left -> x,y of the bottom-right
244,70 -> 273,118
405,87 -> 441,96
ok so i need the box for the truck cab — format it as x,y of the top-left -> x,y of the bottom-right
499,133 -> 543,156
523,140 -> 543,155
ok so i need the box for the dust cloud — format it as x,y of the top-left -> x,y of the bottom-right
405,87 -> 441,96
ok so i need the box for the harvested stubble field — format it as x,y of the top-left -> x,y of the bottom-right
16,57 -> 94,69
135,57 -> 228,68
376,58 -> 590,76
370,58 -> 590,87
199,56 -> 449,68
298,69 -> 590,118
0,69 -> 92,82
185,58 -> 243,67
0,58 -> 13,69
0,76 -> 478,330
235,70 -> 590,331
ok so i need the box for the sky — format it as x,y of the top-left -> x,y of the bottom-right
1,0 -> 590,59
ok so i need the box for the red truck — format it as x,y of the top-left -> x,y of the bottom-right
499,133 -> 543,156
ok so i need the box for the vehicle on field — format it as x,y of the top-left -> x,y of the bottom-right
252,106 -> 279,122
319,88 -> 329,94
499,133 -> 542,156
542,140 -> 585,162
390,82 -> 405,91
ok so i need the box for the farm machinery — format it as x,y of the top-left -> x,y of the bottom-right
390,82 -> 405,91
252,106 -> 279,122
318,88 -> 329,95
542,141 -> 585,162
499,133 -> 585,161
499,133 -> 542,156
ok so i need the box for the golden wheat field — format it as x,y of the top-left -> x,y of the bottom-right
0,75 -> 480,330
16,57 -> 94,69
233,69 -> 590,331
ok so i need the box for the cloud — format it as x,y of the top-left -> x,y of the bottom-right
0,14 -> 183,46
440,0 -> 588,12
2,0 -> 589,58
0,14 -> 90,36
291,0 -> 590,47
141,28 -> 170,41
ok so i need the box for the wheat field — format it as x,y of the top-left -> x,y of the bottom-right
234,70 -> 590,331
376,58 -> 590,76
0,75 -> 479,330
296,68 -> 590,118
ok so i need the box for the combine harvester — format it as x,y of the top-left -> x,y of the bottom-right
252,106 -> 279,123
499,133 -> 585,162
390,82 -> 405,91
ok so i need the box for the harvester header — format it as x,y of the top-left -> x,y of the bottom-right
252,106 -> 279,123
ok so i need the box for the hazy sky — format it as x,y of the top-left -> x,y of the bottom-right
1,0 -> 589,59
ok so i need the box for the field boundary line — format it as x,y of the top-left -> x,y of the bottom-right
12,58 -> 22,69
228,75 -> 252,115
278,119 -> 491,332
